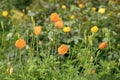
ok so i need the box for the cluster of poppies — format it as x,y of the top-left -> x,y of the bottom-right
15,12 -> 107,56
50,13 -> 64,29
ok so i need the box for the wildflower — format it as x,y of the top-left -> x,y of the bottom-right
55,20 -> 63,28
92,7 -> 96,11
34,26 -> 42,35
15,38 -> 26,49
2,11 -> 8,17
20,13 -> 24,17
98,42 -> 107,50
70,15 -> 75,19
49,38 -> 53,41
63,27 -> 71,33
98,8 -> 106,14
91,26 -> 99,32
50,13 -> 61,23
9,67 -> 13,75
78,3 -> 84,8
58,44 -> 69,55
61,5 -> 66,9
91,69 -> 96,74
117,12 -> 120,17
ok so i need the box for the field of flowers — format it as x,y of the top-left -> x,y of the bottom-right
0,0 -> 120,80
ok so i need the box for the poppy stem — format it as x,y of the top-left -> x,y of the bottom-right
19,49 -> 22,65
36,36 -> 39,56
18,49 -> 26,79
93,49 -> 100,65
31,16 -> 35,26
94,49 -> 100,57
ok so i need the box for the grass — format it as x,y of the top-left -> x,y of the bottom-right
0,0 -> 120,80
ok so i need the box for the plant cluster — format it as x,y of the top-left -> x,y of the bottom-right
0,0 -> 120,80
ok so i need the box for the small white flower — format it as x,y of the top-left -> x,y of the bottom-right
10,67 -> 13,75
6,33 -> 13,41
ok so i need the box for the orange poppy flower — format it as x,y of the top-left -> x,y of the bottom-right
15,38 -> 26,49
55,20 -> 63,28
50,13 -> 61,23
58,44 -> 69,55
34,26 -> 42,35
98,42 -> 107,50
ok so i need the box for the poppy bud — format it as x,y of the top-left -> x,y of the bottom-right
91,69 -> 96,74
98,42 -> 107,50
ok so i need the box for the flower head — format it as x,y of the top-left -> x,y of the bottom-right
15,38 -> 26,49
20,12 -> 24,17
78,3 -> 84,8
98,8 -> 106,14
34,26 -> 42,35
9,67 -> 13,75
2,11 -> 8,17
62,5 -> 66,9
91,26 -> 98,33
70,15 -> 75,19
117,12 -> 120,17
92,7 -> 96,11
98,42 -> 107,50
55,20 -> 63,29
50,13 -> 61,23
63,27 -> 71,33
58,44 -> 69,55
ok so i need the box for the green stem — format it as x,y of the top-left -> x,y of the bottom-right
19,49 -> 27,80
1,21 -> 4,47
93,49 -> 100,64
1,21 -> 4,32
19,49 -> 22,65
31,16 -> 35,26
36,36 -> 39,56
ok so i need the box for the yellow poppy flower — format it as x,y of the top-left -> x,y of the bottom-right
70,15 -> 75,19
91,26 -> 98,32
92,7 -> 96,11
2,11 -> 8,17
63,27 -> 71,33
61,5 -> 66,9
78,4 -> 84,8
98,8 -> 106,14
20,13 -> 24,17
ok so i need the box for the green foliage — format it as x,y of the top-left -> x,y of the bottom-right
0,0 -> 120,80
